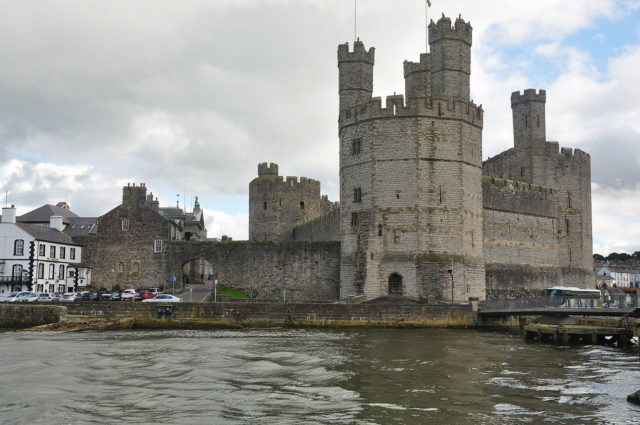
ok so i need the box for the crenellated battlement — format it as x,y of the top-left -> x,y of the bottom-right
339,93 -> 483,127
428,15 -> 472,45
511,89 -> 546,106
403,53 -> 430,77
258,162 -> 279,176
337,40 -> 375,64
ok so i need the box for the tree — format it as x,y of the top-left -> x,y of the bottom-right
593,253 -> 605,261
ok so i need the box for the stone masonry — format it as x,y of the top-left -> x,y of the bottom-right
250,14 -> 594,301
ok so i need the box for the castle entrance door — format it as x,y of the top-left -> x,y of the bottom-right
388,273 -> 403,295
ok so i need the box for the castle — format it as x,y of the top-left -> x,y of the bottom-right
248,15 -> 593,301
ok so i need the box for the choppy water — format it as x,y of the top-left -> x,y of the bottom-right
0,328 -> 639,424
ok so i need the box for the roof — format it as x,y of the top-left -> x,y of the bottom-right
64,217 -> 98,237
17,204 -> 79,224
16,222 -> 78,245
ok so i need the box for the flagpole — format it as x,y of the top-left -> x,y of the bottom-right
354,0 -> 357,41
425,0 -> 428,52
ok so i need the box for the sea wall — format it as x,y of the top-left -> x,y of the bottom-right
0,304 -> 66,329
64,302 -> 474,327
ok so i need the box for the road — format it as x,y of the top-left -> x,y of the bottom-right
174,287 -> 211,303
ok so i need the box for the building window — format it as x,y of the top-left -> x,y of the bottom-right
388,274 -> 403,295
353,188 -> 362,203
154,240 -> 163,253
38,244 -> 45,256
12,264 -> 23,279
37,263 -> 44,279
122,219 -> 129,231
466,284 -> 471,294
351,138 -> 362,155
118,262 -> 125,273
50,245 -> 56,258
60,247 -> 66,259
378,224 -> 383,236
70,248 -> 76,260
300,201 -> 305,209
263,202 -> 267,210
351,212 -> 358,227
68,269 -> 75,277
78,269 -> 85,278
58,265 -> 65,280
132,262 -> 140,273
13,239 -> 24,256
49,264 -> 55,279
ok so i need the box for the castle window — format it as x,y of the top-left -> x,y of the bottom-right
351,139 -> 362,155
300,201 -> 305,209
525,115 -> 528,128
154,240 -> 163,253
353,188 -> 362,203
520,167 -> 525,177
396,193 -> 400,200
38,244 -> 45,256
132,262 -> 140,273
378,224 -> 383,236
466,284 -> 471,294
122,219 -> 129,231
537,115 -> 540,128
351,212 -> 358,226
118,262 -> 125,273
50,245 -> 56,258
263,202 -> 267,210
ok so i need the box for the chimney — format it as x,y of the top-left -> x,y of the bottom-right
1,206 -> 16,224
50,216 -> 64,232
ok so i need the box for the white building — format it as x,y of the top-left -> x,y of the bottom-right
596,266 -> 640,288
0,206 -> 91,295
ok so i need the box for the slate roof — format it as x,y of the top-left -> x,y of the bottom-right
64,217 -> 98,237
16,222 -> 78,245
17,204 -> 79,224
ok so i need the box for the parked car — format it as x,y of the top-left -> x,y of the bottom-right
18,292 -> 39,302
60,292 -> 81,302
100,293 -> 113,301
111,293 -> 121,301
142,294 -> 182,303
121,289 -> 138,301
148,288 -> 160,295
138,290 -> 155,300
37,293 -> 61,302
80,292 -> 98,302
1,292 -> 19,302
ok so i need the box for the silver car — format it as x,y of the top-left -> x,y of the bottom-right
6,292 -> 32,302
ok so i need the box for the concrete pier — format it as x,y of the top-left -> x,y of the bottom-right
524,324 -> 634,346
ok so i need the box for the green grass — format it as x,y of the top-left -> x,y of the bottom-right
218,288 -> 249,299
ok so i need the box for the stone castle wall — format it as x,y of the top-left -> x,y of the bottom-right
165,241 -> 340,300
292,206 -> 340,241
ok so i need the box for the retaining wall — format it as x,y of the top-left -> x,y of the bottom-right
0,304 -> 67,329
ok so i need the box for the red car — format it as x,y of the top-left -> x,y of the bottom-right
138,290 -> 155,300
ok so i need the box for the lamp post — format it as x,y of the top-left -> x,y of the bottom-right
448,258 -> 454,304
214,279 -> 218,303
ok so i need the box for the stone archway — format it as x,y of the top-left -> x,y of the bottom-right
181,258 -> 214,286
388,273 -> 403,295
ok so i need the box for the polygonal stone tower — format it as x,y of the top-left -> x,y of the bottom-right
338,15 -> 485,301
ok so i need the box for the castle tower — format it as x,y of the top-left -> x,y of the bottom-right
429,15 -> 472,100
249,162 -> 329,241
338,15 -> 485,302
337,41 -> 375,112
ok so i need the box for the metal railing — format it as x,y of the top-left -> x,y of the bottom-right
0,276 -> 30,283
480,295 -> 640,311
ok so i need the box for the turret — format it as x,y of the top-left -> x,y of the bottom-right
258,162 -> 279,177
429,15 -> 472,100
337,41 -> 375,113
511,89 -> 546,152
404,53 -> 430,102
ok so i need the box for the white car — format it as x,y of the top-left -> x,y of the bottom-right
0,292 -> 19,302
60,292 -> 81,302
37,293 -> 61,302
121,289 -> 138,300
142,294 -> 182,303
17,292 -> 39,302
6,291 -> 33,302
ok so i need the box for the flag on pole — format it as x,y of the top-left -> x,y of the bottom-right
426,0 -> 432,7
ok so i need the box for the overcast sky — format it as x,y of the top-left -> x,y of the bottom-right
1,0 -> 639,254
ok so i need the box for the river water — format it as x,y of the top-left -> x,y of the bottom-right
0,328 -> 639,424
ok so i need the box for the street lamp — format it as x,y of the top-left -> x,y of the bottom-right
214,279 -> 218,303
448,258 -> 454,304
